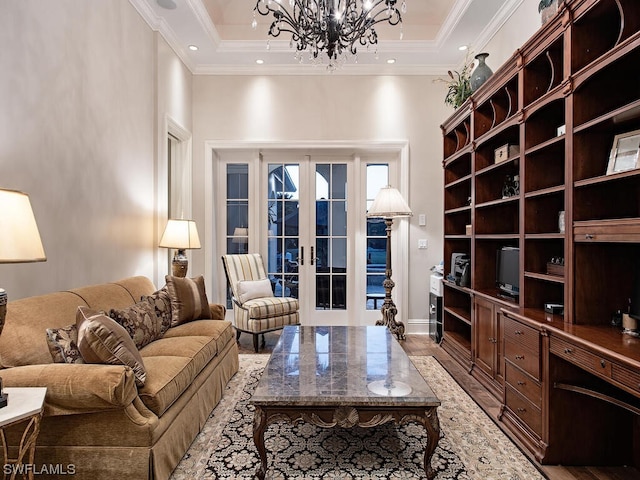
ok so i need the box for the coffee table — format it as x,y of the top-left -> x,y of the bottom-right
250,325 -> 441,479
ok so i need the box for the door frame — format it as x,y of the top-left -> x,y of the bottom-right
205,140 -> 410,324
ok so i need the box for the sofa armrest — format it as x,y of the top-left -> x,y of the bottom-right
0,363 -> 139,416
209,303 -> 226,320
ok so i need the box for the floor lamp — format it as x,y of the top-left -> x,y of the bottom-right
0,188 -> 47,407
366,185 -> 412,340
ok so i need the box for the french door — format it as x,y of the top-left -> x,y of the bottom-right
215,144 -> 407,328
262,155 -> 353,324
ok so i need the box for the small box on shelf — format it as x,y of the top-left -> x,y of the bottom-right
494,144 -> 520,164
546,262 -> 564,276
465,224 -> 472,235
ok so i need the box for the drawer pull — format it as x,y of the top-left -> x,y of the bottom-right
600,359 -> 606,368
515,355 -> 525,360
585,233 -> 594,240
514,330 -> 523,335
564,348 -> 573,354
517,380 -> 526,386
517,407 -> 526,413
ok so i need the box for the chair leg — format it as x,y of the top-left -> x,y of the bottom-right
261,334 -> 266,349
236,329 -> 241,343
253,334 -> 260,353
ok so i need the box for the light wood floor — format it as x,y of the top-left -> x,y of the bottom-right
236,330 -> 640,480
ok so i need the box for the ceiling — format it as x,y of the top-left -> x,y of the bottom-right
129,0 -> 523,75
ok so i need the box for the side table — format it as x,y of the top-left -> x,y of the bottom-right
0,387 -> 46,480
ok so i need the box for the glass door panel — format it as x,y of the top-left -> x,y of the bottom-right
267,163 -> 300,298
314,163 -> 348,311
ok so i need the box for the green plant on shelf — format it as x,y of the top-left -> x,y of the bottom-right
438,53 -> 474,109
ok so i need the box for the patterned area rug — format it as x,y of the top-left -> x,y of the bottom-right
171,354 -> 544,479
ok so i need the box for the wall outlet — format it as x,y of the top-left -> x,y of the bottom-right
418,239 -> 428,249
418,214 -> 426,226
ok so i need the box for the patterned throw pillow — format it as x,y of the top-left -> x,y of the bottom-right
165,275 -> 211,327
45,324 -> 85,364
76,306 -> 147,387
109,290 -> 171,350
141,287 -> 173,335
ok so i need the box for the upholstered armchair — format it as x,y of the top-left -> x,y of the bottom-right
221,253 -> 300,352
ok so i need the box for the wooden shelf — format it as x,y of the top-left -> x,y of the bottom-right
524,271 -> 565,283
441,0 -> 640,470
444,306 -> 471,326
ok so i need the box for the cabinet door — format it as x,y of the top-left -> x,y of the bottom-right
474,296 -> 496,376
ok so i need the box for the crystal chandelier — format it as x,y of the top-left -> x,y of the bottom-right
252,0 -> 406,67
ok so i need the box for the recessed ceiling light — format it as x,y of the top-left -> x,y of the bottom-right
458,45 -> 468,51
157,0 -> 177,9
387,58 -> 396,64
256,59 -> 264,64
188,45 -> 198,51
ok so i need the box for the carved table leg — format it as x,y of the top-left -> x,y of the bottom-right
252,407 -> 268,480
421,407 -> 441,480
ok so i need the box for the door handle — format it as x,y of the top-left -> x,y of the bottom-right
299,246 -> 304,266
310,246 -> 315,266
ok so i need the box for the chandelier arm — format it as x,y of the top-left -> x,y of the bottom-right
254,0 -> 403,66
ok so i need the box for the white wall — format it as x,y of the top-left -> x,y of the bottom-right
0,0 -> 544,315
189,0 -> 545,327
0,0 -> 191,299
484,0 -> 545,68
191,74 -> 451,325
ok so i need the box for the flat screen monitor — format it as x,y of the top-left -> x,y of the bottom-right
497,247 -> 519,298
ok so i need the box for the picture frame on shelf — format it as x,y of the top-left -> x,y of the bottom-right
606,129 -> 640,175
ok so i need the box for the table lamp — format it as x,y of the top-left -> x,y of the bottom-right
159,219 -> 201,277
0,188 -> 47,408
366,185 -> 412,340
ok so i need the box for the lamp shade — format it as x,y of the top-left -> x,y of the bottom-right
0,189 -> 46,263
366,185 -> 413,219
159,219 -> 201,250
232,227 -> 248,244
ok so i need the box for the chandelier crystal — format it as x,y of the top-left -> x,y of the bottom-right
253,0 -> 406,68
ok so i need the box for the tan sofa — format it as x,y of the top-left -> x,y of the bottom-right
0,276 -> 239,480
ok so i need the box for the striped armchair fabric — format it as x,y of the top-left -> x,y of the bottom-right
221,253 -> 300,352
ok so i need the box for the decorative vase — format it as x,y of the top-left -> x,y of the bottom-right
470,53 -> 493,92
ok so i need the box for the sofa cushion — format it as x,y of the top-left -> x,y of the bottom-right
76,307 -> 147,387
165,275 -> 211,327
237,278 -> 274,304
108,290 -> 171,350
45,324 -> 84,364
137,320 -> 235,416
162,319 -> 235,355
243,296 -> 300,319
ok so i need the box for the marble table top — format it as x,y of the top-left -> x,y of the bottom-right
251,325 -> 440,407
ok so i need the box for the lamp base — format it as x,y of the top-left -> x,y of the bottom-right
171,250 -> 188,277
376,300 -> 406,341
367,380 -> 412,397
0,288 -> 7,337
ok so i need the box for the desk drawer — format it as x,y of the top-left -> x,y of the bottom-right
611,363 -> 640,397
505,384 -> 542,435
505,362 -> 541,408
550,337 -> 612,379
503,316 -> 539,352
504,341 -> 540,380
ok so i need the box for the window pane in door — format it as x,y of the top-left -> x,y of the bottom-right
315,163 -> 347,311
366,164 -> 389,310
267,163 -> 300,299
226,164 -> 248,255
226,164 -> 249,308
